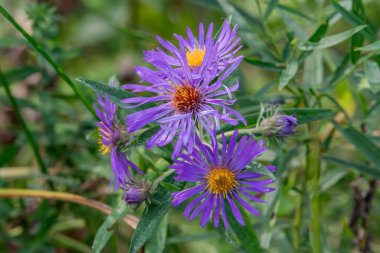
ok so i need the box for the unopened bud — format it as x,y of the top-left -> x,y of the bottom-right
260,114 -> 297,138
122,179 -> 152,205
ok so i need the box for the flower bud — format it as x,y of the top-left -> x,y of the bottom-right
260,114 -> 297,138
122,179 -> 152,205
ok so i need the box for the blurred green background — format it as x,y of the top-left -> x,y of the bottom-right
1,0 -> 380,252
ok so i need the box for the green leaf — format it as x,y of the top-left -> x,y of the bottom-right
92,202 -> 129,253
333,123 -> 380,170
246,161 -> 275,180
277,3 -> 314,22
283,108 -> 335,124
159,181 -> 182,191
122,126 -> 161,152
355,40 -> 380,52
351,0 -> 366,63
4,66 -> 40,84
244,57 -> 285,72
308,21 -> 329,43
76,77 -> 137,109
278,59 -> 298,90
128,178 -> 184,253
227,207 -> 262,253
364,60 -> 380,93
298,25 -> 366,51
264,0 -> 278,20
330,0 -> 376,40
145,215 -> 168,253
323,155 -> 380,178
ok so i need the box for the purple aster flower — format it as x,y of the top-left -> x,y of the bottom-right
123,41 -> 245,156
170,130 -> 276,229
144,19 -> 242,77
95,81 -> 143,190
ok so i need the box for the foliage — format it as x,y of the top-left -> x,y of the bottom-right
0,0 -> 380,253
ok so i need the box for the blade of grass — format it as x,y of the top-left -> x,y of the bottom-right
0,5 -> 96,118
0,69 -> 54,190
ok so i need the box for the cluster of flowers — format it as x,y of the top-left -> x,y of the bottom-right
95,20 -> 297,229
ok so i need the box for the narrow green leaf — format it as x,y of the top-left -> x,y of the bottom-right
298,25 -> 366,51
283,108 -> 335,124
76,77 -> 136,108
355,40 -> 380,52
4,66 -> 40,84
308,21 -> 329,43
364,60 -> 380,93
333,123 -> 380,170
277,4 -> 314,22
145,215 -> 168,253
159,181 -> 182,192
92,202 -> 129,253
246,161 -> 276,180
264,0 -> 278,20
227,207 -> 262,253
351,0 -> 366,63
128,178 -> 184,253
122,126 -> 161,152
278,60 -> 298,90
330,0 -> 376,40
244,57 -> 285,72
351,33 -> 364,63
323,155 -> 380,178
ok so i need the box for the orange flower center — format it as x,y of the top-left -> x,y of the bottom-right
172,84 -> 202,113
206,167 -> 238,196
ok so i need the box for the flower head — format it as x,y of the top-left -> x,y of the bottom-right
122,178 -> 152,205
123,47 -> 245,157
259,114 -> 297,138
144,20 -> 242,77
95,81 -> 143,190
171,130 -> 275,229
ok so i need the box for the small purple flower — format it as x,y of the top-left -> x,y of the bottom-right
170,130 -> 275,229
144,19 -> 242,77
122,179 -> 152,205
123,47 -> 245,156
260,114 -> 297,138
95,81 -> 143,190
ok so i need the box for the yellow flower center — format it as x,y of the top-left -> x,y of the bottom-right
186,47 -> 206,69
172,84 -> 202,113
98,124 -> 113,155
206,167 -> 238,196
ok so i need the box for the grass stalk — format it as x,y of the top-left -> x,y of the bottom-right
0,69 -> 55,190
0,188 -> 139,229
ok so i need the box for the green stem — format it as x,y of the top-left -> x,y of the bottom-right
0,5 -> 96,118
309,139 -> 321,253
218,128 -> 262,139
0,69 -> 55,190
